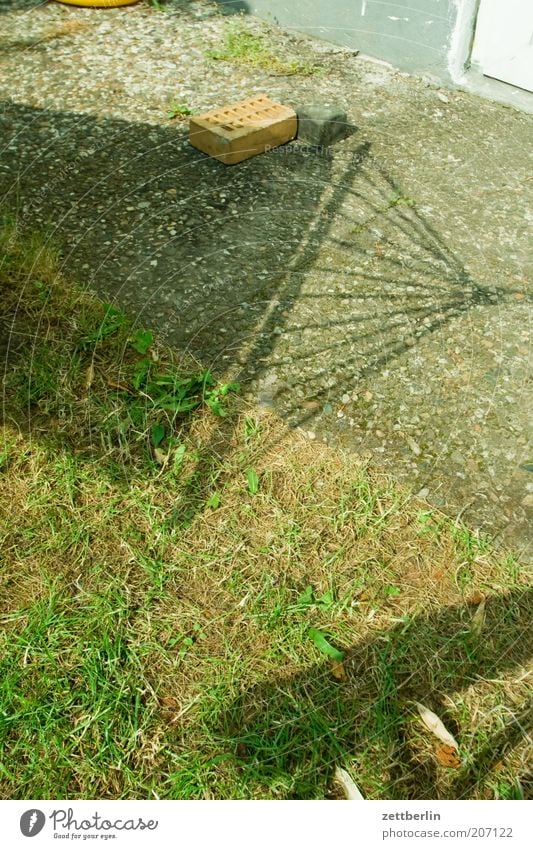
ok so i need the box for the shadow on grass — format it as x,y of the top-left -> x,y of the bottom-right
213,588 -> 532,799
1,10 -> 531,805
1,99 -> 530,523
0,99 -> 342,489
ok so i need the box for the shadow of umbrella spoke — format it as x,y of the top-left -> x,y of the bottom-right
1,100 -> 529,544
210,589 -> 533,799
451,699 -> 533,800
154,144 -> 375,522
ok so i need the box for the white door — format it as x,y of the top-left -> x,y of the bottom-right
472,0 -> 533,93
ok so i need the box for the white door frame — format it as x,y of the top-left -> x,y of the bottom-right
448,0 -> 533,111
448,0 -> 482,83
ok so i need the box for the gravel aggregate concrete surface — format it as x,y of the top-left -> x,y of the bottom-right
0,0 -> 531,557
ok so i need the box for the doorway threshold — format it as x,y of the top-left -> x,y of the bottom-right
457,68 -> 533,113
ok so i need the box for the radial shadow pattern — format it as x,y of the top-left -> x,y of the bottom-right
1,100 -> 531,551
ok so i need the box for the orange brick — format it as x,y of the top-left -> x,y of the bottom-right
189,95 -> 297,165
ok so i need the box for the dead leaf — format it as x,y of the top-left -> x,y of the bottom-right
468,590 -> 485,605
470,598 -> 486,636
84,364 -> 95,389
435,744 -> 462,769
154,447 -> 168,465
159,696 -> 179,710
334,766 -> 364,800
331,660 -> 347,682
415,702 -> 459,749
106,379 -> 133,394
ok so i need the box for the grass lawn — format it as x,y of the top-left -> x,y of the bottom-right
0,215 -> 531,800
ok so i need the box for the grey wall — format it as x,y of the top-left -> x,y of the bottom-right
225,0 -> 461,82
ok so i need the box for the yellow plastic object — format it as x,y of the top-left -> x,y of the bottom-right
55,0 -> 139,7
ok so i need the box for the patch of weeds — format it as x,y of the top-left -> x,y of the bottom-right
387,193 -> 416,209
134,362 -> 214,415
243,415 -> 261,442
167,623 -> 206,659
207,22 -> 321,76
167,102 -> 195,120
296,585 -> 335,612
257,584 -> 337,627
416,509 -> 441,539
97,357 -> 236,465
1,219 -> 239,470
452,525 -> 491,562
130,329 -> 154,355
493,779 -> 525,800
148,0 -> 170,11
150,422 -> 165,449
207,23 -> 266,64
204,380 -> 240,417
333,475 -> 400,538
78,302 -> 126,348
351,193 -> 416,237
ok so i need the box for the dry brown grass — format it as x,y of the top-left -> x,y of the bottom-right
0,215 -> 531,800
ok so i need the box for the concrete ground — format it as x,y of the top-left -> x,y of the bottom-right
0,1 -> 531,556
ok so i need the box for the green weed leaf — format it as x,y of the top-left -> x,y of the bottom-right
80,303 -> 125,348
246,468 -> 259,494
308,628 -> 345,661
317,589 -> 335,609
167,102 -> 194,119
132,358 -> 151,390
207,491 -> 221,509
205,394 -> 226,417
151,422 -> 165,448
297,585 -> 314,606
130,329 -> 154,354
172,443 -> 186,473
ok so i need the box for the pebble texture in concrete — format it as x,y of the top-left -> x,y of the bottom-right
0,1 -> 531,557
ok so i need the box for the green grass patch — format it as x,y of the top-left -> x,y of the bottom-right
0,215 -> 531,800
207,21 -> 321,76
0,215 -> 238,477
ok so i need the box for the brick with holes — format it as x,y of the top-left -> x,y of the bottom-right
189,95 -> 297,165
